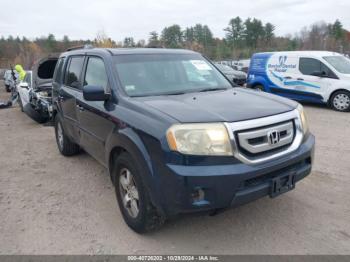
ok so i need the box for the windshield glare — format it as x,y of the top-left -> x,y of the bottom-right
114,54 -> 232,97
323,56 -> 350,74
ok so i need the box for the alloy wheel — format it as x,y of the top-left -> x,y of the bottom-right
57,122 -> 64,149
119,168 -> 140,218
333,93 -> 350,111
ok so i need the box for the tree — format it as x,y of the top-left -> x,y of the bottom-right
331,19 -> 344,40
123,37 -> 135,47
264,23 -> 275,45
224,16 -> 245,48
244,18 -> 264,49
148,31 -> 160,47
161,25 -> 183,48
45,33 -> 57,51
95,30 -> 115,48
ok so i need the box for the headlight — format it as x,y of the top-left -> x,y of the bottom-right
297,105 -> 309,134
166,123 -> 233,156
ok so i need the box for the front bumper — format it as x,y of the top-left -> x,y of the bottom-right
153,134 -> 315,217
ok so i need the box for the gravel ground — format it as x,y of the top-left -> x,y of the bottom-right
0,81 -> 349,255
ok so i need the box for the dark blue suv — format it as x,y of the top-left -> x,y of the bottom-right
52,47 -> 315,233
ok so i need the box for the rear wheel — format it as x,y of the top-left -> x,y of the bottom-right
254,84 -> 265,92
54,114 -> 80,156
112,152 -> 164,233
330,90 -> 350,112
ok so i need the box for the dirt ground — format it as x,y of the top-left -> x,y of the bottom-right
0,81 -> 349,255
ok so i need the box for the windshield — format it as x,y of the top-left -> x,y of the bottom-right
323,56 -> 350,74
215,64 -> 234,73
114,54 -> 232,97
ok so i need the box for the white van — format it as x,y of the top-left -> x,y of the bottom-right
247,51 -> 350,112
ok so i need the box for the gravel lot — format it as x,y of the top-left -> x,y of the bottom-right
0,81 -> 349,255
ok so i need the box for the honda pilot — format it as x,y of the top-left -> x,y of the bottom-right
52,47 -> 315,233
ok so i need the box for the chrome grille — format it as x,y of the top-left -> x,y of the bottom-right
226,109 -> 304,165
237,121 -> 294,155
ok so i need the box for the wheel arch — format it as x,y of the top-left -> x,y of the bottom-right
106,128 -> 163,213
327,88 -> 350,105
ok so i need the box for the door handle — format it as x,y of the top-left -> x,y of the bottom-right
297,78 -> 304,81
284,76 -> 292,79
76,104 -> 85,111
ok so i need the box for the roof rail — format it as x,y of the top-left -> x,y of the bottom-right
66,44 -> 94,51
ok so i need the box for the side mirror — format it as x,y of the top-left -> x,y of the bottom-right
83,85 -> 110,101
311,71 -> 327,77
19,82 -> 29,89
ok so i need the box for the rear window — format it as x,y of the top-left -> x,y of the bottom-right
53,58 -> 64,83
64,56 -> 85,88
37,59 -> 58,79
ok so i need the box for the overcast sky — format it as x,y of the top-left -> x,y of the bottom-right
1,0 -> 349,41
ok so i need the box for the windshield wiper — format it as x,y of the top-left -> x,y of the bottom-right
198,87 -> 229,92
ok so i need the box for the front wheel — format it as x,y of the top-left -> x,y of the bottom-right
113,152 -> 164,233
330,90 -> 350,112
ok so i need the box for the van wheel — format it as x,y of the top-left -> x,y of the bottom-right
254,84 -> 265,92
5,85 -> 11,92
54,114 -> 80,156
330,90 -> 350,112
112,152 -> 165,233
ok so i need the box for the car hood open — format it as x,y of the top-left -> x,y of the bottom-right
138,88 -> 298,123
32,53 -> 59,87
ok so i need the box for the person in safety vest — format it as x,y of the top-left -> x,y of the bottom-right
15,64 -> 26,81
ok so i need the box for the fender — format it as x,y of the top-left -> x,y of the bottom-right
105,127 -> 165,215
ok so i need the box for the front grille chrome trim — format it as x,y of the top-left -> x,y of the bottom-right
237,121 -> 294,154
225,109 -> 303,165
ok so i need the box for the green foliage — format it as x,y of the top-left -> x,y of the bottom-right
161,24 -> 183,48
0,18 -> 349,68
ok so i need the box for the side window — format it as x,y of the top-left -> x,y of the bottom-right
299,58 -> 321,75
53,57 -> 64,83
321,63 -> 337,79
84,57 -> 108,90
64,56 -> 85,88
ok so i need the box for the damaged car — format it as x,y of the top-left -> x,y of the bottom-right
17,54 -> 59,123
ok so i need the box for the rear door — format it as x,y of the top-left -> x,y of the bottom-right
58,56 -> 85,142
76,56 -> 114,165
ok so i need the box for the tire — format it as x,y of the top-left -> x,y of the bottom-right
254,84 -> 265,92
112,152 -> 165,233
54,114 -> 80,156
23,104 -> 48,124
5,85 -> 11,92
330,90 -> 350,112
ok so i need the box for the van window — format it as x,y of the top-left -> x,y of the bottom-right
64,56 -> 85,88
299,57 -> 336,78
84,57 -> 108,90
53,58 -> 64,83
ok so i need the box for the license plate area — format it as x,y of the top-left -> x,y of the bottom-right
270,172 -> 296,198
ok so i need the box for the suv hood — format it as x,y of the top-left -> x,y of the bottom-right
137,88 -> 297,123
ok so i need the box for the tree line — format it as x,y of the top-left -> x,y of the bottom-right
0,17 -> 349,69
